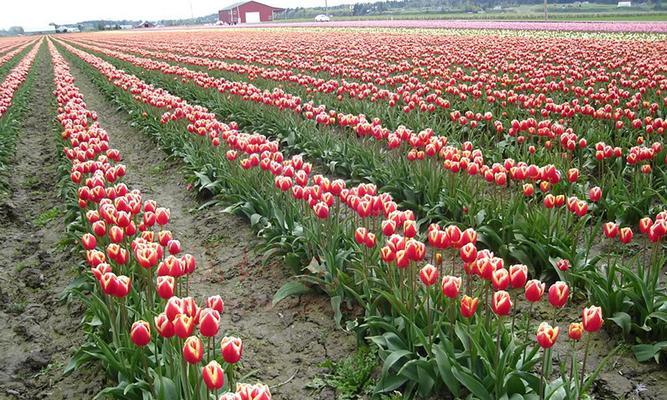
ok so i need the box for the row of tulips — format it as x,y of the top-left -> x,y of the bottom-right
0,41 -> 40,118
82,31 -> 666,137
53,38 -> 620,399
48,39 -> 270,400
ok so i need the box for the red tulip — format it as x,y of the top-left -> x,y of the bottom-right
556,259 -> 571,272
313,202 -> 329,219
619,227 -> 633,244
441,275 -> 462,298
167,239 -> 182,255
81,233 -> 97,250
108,225 -> 124,243
525,279 -> 545,302
568,322 -> 583,341
566,168 -> 579,183
173,314 -> 195,338
543,194 -> 556,209
459,242 -> 477,263
130,320 -> 151,346
202,360 -> 225,390
380,246 -> 396,263
403,220 -> 417,238
603,222 -> 619,238
460,295 -> 479,318
206,295 -> 225,314
492,268 -> 510,290
158,230 -> 173,246
522,183 -> 534,197
155,207 -> 170,225
582,306 -> 603,332
354,227 -> 368,245
536,322 -> 559,348
220,336 -> 243,364
92,220 -> 106,237
548,281 -> 569,308
509,264 -> 528,288
588,186 -> 602,202
639,217 -> 653,234
491,290 -> 512,316
182,336 -> 204,364
154,313 -> 175,338
199,308 -> 221,337
114,275 -> 131,297
419,264 -> 439,287
156,276 -> 175,299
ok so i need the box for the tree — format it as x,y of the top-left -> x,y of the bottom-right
8,26 -> 24,35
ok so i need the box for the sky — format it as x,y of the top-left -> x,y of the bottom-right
2,0 -> 365,32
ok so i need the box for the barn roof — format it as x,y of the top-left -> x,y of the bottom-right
220,1 -> 284,11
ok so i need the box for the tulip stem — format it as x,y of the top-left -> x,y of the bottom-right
521,302 -> 534,366
578,334 -> 592,398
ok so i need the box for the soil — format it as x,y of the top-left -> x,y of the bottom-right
0,45 -> 106,399
65,59 -> 356,398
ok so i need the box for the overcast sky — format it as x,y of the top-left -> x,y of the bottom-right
2,0 -> 364,31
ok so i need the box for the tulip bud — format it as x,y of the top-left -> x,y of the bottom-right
459,242 -> 477,263
174,314 -> 195,339
207,295 -> 224,314
603,222 -> 619,238
492,268 -> 510,291
536,322 -> 559,348
619,227 -> 633,244
156,276 -> 175,299
167,239 -> 182,255
155,207 -> 170,225
441,275 -> 462,298
155,313 -> 175,338
568,322 -> 584,341
199,308 -> 221,337
460,295 -> 479,318
525,279 -> 545,302
588,186 -> 602,202
130,320 -> 151,346
548,281 -> 569,308
491,290 -> 512,316
509,264 -> 528,288
202,360 -> 225,391
182,336 -> 204,364
555,259 -> 571,272
81,233 -> 97,250
419,264 -> 439,287
220,336 -> 243,364
582,306 -> 603,332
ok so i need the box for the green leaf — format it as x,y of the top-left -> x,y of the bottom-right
271,281 -> 310,306
452,367 -> 491,400
331,295 -> 343,328
433,344 -> 461,396
608,312 -> 631,336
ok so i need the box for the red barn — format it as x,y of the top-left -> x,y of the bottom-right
218,1 -> 284,24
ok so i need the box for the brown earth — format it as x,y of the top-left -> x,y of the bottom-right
0,44 -> 106,399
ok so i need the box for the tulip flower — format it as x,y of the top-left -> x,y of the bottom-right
619,227 -> 633,244
201,361 -> 225,393
548,281 -> 569,308
130,320 -> 151,347
441,275 -> 462,298
313,202 -> 329,219
220,336 -> 243,364
174,314 -> 196,339
525,279 -> 545,302
114,275 -> 131,297
419,264 -> 439,287
183,336 -> 204,364
155,313 -> 175,338
603,222 -> 619,239
459,295 -> 479,318
207,295 -> 225,314
491,290 -> 512,316
492,268 -> 510,291
199,308 -> 221,337
81,233 -> 97,250
588,186 -> 602,202
582,306 -> 603,332
459,242 -> 477,263
155,207 -> 170,225
555,259 -> 571,272
522,183 -> 534,197
536,322 -> 559,348
219,393 -> 242,400
508,264 -> 527,288
568,322 -> 583,341
156,276 -> 175,299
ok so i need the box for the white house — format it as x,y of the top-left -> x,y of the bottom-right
617,1 -> 632,7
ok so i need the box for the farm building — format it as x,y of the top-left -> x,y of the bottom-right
218,1 -> 284,24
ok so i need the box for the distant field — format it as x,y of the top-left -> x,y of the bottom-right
280,3 -> 667,22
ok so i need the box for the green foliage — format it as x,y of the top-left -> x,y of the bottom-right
309,347 -> 378,399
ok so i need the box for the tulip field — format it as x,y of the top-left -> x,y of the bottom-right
0,25 -> 665,400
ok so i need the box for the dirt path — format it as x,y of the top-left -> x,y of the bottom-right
0,45 -> 105,399
66,59 -> 356,398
